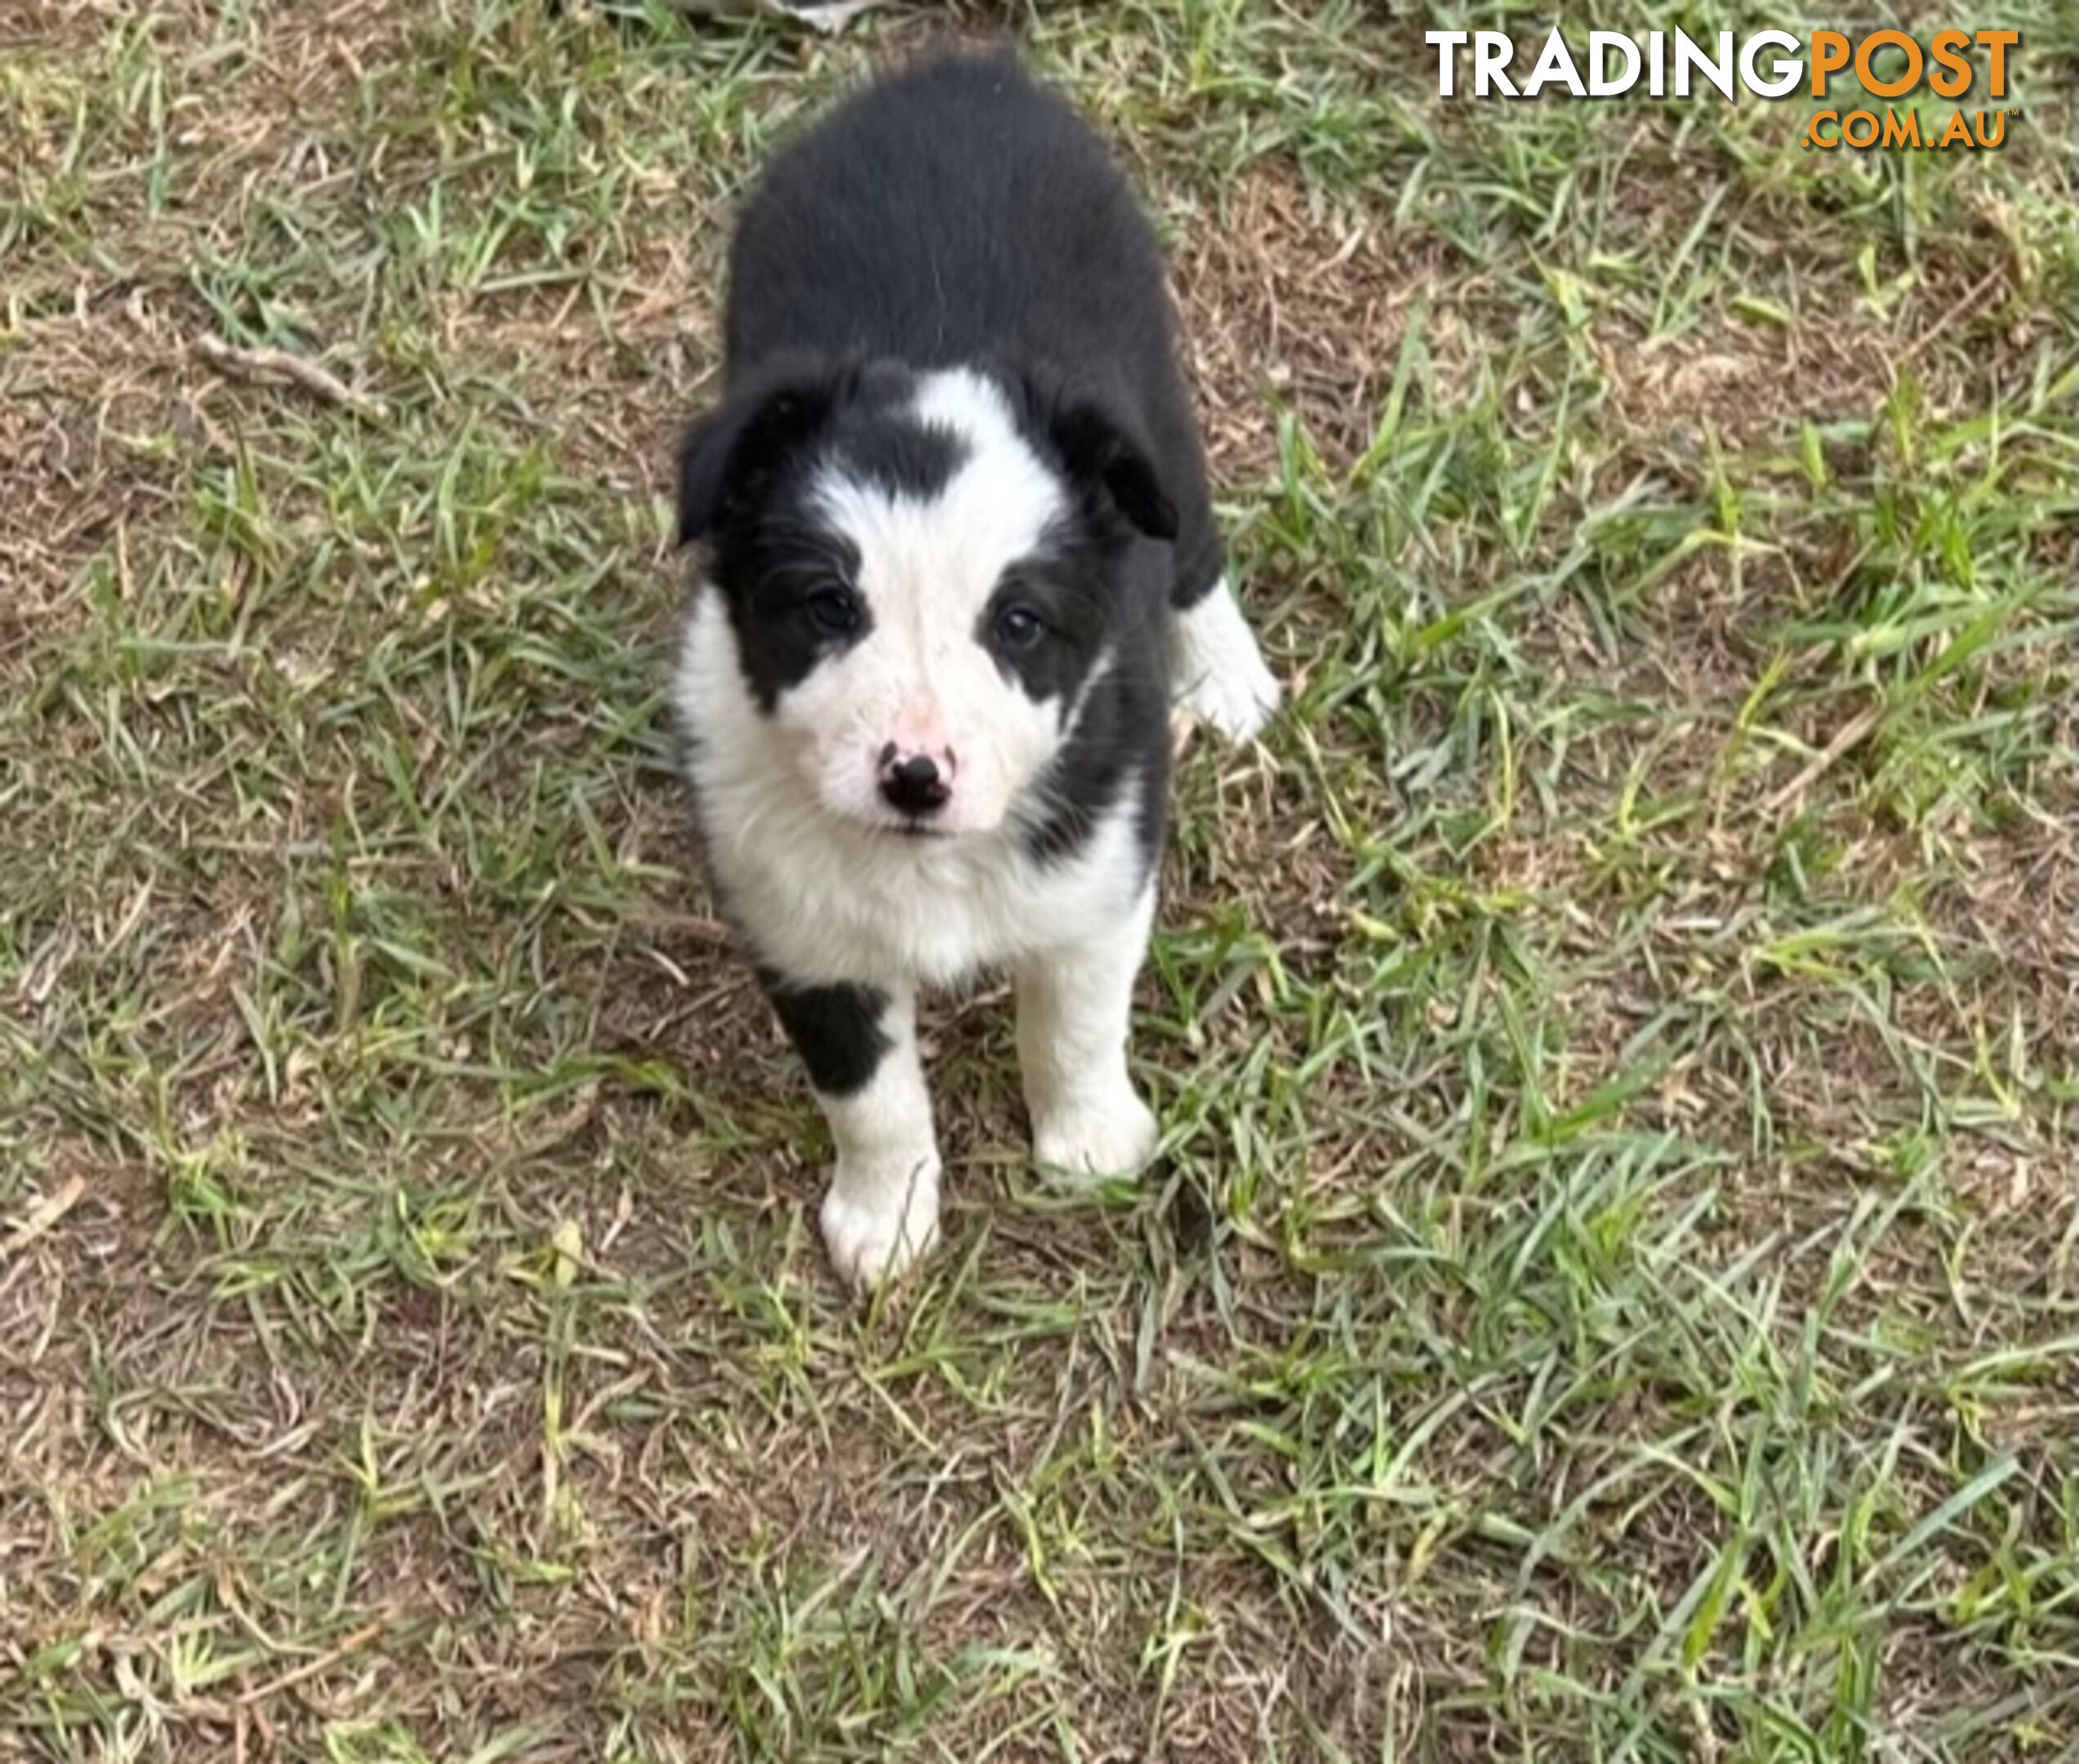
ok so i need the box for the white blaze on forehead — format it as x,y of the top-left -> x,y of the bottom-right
775,368 -> 1081,837
810,368 -> 1066,630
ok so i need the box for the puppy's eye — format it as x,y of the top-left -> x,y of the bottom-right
804,589 -> 861,635
994,604 -> 1045,650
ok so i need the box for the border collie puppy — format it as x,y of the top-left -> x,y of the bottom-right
671,48 -> 1278,1290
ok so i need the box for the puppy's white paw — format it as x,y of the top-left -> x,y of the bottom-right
1172,578 -> 1280,742
1178,648 -> 1280,742
819,1160 -> 940,1292
1032,1088 -> 1160,1181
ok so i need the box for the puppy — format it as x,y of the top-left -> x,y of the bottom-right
670,47 -> 1279,1290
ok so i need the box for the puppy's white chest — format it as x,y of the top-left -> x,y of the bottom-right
713,804 -> 1144,989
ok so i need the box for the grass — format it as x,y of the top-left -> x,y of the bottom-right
2,0 -> 2074,1757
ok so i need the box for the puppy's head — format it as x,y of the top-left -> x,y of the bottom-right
677,357 -> 1174,840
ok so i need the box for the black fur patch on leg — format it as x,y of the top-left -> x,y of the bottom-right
759,970 -> 890,1098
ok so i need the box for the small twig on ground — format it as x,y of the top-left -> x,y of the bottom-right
193,334 -> 386,417
1760,706 -> 1881,817
1,1175 -> 85,1257
1899,265 -> 2006,364
235,1621 -> 385,1708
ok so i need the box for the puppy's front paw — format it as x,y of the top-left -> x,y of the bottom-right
1178,643 -> 1280,742
819,1159 -> 940,1292
1173,580 -> 1280,742
1032,1088 -> 1160,1181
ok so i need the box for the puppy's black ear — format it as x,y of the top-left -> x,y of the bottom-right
674,356 -> 848,548
1050,397 -> 1178,541
1019,372 -> 1178,541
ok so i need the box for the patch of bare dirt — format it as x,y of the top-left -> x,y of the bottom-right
1173,166 -> 1478,482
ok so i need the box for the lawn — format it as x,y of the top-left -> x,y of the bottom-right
2,2 -> 2075,1759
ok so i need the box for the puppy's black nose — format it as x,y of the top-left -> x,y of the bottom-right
879,753 -> 950,816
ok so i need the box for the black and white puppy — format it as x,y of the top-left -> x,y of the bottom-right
671,48 -> 1279,1290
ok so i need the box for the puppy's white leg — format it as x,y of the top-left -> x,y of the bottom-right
768,978 -> 940,1290
1016,886 -> 1160,1178
1170,574 -> 1280,741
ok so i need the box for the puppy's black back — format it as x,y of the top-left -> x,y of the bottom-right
722,49 -> 1222,602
